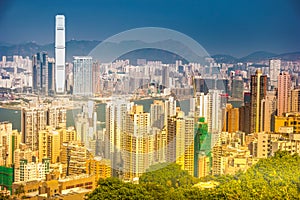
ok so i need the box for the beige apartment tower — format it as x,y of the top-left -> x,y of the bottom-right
277,72 -> 291,116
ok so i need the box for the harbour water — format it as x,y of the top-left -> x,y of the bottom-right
0,99 -> 190,131
0,107 -> 21,131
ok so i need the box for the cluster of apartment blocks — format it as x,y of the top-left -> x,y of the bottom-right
0,100 -> 111,198
211,59 -> 300,175
0,55 -> 32,91
2,56 -> 300,198
105,97 -> 198,180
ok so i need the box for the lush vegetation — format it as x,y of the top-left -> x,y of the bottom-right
139,163 -> 199,188
88,151 -> 300,199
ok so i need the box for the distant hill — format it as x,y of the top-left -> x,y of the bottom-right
276,52 -> 300,61
211,54 -> 238,64
0,40 -> 299,63
118,48 -> 188,64
239,51 -> 277,63
212,51 -> 300,63
0,40 -> 100,62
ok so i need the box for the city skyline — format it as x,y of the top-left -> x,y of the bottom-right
0,0 -> 300,57
1,0 -> 300,198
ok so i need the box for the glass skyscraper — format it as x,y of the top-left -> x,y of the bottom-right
73,56 -> 93,96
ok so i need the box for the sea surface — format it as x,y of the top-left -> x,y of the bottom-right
0,99 -> 190,131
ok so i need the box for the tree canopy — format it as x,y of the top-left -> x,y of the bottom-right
87,151 -> 300,200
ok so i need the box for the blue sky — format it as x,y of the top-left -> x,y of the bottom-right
0,0 -> 299,56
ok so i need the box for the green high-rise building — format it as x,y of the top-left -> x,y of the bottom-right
0,166 -> 13,193
194,117 -> 211,178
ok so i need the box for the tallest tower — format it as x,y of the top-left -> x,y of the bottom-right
55,15 -> 65,94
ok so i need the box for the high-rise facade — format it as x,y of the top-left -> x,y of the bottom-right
86,158 -> 111,183
55,15 -> 66,94
32,52 -> 48,94
73,56 -> 93,96
194,117 -> 211,178
92,61 -> 101,95
150,100 -> 165,129
166,111 -> 194,176
269,59 -> 281,89
291,89 -> 300,112
250,69 -> 267,133
239,103 -> 251,134
162,65 -> 169,88
193,76 -> 209,94
261,91 -> 277,132
277,72 -> 291,116
61,142 -> 88,176
223,104 -> 239,133
207,90 -> 223,147
121,105 -> 153,180
154,128 -> 167,163
21,107 -> 47,151
231,77 -> 244,99
0,122 -> 21,167
106,99 -> 131,176
48,58 -> 55,95
21,104 -> 66,151
38,126 -> 61,164
47,106 -> 67,129
194,92 -> 209,119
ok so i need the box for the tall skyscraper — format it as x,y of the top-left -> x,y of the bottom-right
166,111 -> 194,176
48,58 -> 55,95
261,91 -> 277,132
269,59 -> 281,89
121,105 -> 153,180
32,52 -> 48,94
277,72 -> 291,116
250,69 -> 267,133
193,76 -> 209,95
207,90 -> 223,147
73,56 -> 93,96
239,103 -> 251,134
194,92 -> 209,119
231,77 -> 244,99
223,104 -> 239,133
150,100 -> 165,129
38,126 -> 61,164
55,15 -> 66,94
162,65 -> 169,88
194,117 -> 211,178
106,99 -> 131,176
92,61 -> 101,95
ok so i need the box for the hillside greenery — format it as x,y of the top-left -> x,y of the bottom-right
87,151 -> 300,199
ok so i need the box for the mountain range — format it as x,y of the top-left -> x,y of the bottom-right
0,40 -> 299,64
